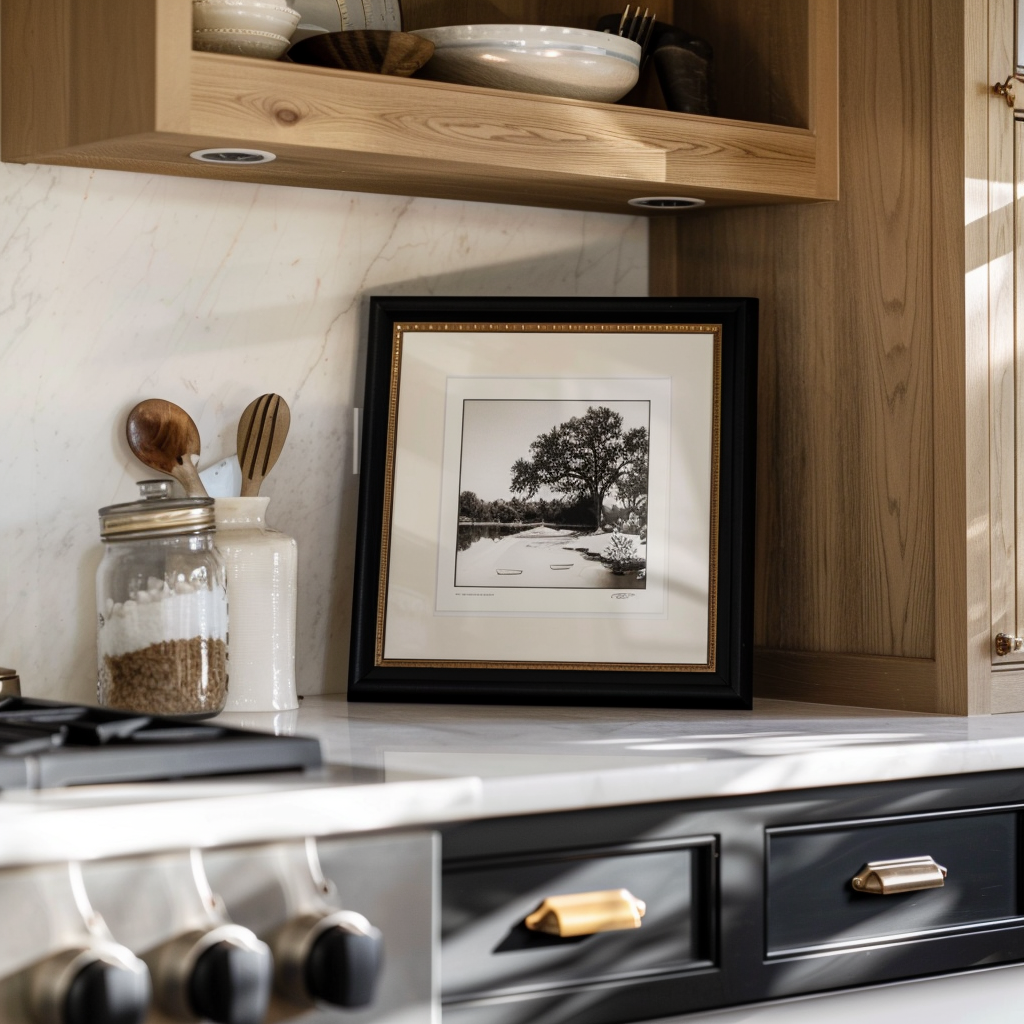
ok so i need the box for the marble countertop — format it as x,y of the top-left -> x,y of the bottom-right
3,696 -> 1024,865
287,695 -> 1024,808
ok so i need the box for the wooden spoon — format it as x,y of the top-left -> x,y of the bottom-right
237,394 -> 291,498
126,399 -> 208,498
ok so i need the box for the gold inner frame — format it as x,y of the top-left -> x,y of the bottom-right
374,322 -> 723,673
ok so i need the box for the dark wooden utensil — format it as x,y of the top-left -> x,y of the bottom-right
126,399 -> 208,498
287,30 -> 434,76
237,394 -> 291,498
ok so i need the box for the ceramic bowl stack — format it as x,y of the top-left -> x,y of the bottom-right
289,0 -> 402,44
410,25 -> 642,103
193,0 -> 301,59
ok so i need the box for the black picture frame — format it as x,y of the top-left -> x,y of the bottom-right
349,296 -> 757,708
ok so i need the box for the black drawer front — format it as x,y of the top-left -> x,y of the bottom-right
442,839 -> 714,1002
440,774 -> 1024,1024
767,809 -> 1021,955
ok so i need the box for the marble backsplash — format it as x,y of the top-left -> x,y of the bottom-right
0,161 -> 646,704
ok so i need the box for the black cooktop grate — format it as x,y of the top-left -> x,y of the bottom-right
0,698 -> 323,789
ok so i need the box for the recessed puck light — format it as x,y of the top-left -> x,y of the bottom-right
189,148 -> 277,164
628,196 -> 706,209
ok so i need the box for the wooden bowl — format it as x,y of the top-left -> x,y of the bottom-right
287,30 -> 435,76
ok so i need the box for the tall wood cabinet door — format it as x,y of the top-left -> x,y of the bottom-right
1002,115 -> 1024,673
1011,116 -> 1024,667
989,0 -> 1023,673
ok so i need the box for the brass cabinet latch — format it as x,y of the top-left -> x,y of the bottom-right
995,633 -> 1024,656
524,889 -> 646,937
851,856 -> 947,895
993,75 -> 1017,106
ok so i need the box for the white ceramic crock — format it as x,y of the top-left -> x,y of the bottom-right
215,497 -> 298,712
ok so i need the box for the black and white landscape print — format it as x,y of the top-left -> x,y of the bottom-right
455,400 -> 650,589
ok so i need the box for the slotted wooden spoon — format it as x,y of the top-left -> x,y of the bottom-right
237,394 -> 291,497
126,399 -> 208,498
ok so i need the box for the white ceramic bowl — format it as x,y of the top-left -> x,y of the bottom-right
289,0 -> 402,44
410,24 -> 641,103
193,0 -> 300,38
193,26 -> 293,58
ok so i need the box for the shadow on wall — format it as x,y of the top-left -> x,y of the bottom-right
320,250 -> 647,694
91,244 -> 643,359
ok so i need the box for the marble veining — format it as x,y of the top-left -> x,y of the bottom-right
3,697 -> 1024,867
0,162 -> 646,703
288,695 -> 1024,797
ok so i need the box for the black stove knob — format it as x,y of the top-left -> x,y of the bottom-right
64,957 -> 150,1024
272,910 -> 384,1010
304,919 -> 383,1009
187,934 -> 272,1024
30,946 -> 151,1024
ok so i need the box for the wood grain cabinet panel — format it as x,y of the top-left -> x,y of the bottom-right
652,0 -> 1024,714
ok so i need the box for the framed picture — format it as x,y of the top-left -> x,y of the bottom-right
349,297 -> 757,708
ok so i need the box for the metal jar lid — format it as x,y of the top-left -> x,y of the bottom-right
0,668 -> 19,698
99,481 -> 215,540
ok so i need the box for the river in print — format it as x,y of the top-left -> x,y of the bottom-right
454,524 -> 646,589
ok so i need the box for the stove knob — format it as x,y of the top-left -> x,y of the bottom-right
188,934 -> 273,1024
30,946 -> 151,1024
151,925 -> 272,1024
305,915 -> 383,1008
274,910 -> 383,1009
64,958 -> 150,1024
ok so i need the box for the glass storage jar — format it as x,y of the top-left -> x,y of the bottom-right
96,481 -> 229,717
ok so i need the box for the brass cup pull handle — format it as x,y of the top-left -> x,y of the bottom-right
524,888 -> 647,937
851,856 -> 948,895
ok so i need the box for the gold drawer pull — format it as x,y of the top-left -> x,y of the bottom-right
851,856 -> 948,895
524,889 -> 647,937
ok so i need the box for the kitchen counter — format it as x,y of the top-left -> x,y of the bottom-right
2,695 -> 1024,865
289,694 -> 1024,800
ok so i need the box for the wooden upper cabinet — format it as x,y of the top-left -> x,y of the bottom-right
0,0 -> 838,215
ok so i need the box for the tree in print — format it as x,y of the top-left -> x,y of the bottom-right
510,405 -> 649,530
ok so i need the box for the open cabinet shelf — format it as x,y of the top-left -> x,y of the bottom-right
2,0 -> 837,214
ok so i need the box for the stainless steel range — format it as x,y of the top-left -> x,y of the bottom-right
0,699 -> 436,1024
